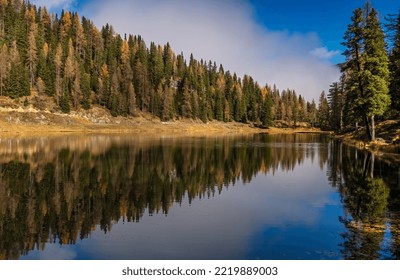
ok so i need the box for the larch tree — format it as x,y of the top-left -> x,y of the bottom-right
128,82 -> 136,116
27,28 -> 37,87
54,43 -> 63,103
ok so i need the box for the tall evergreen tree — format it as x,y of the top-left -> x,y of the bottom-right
341,8 -> 365,128
362,8 -> 390,140
328,78 -> 345,132
341,5 -> 390,140
317,91 -> 330,130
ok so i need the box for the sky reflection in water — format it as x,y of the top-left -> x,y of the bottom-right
2,134 -> 397,260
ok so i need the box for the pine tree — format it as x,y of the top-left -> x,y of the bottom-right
163,42 -> 174,82
37,42 -> 54,96
341,5 -> 390,140
161,83 -> 174,121
317,91 -> 330,130
6,41 -> 29,98
0,43 -> 8,96
363,8 -> 390,139
328,79 -> 345,131
81,72 -> 91,109
181,78 -> 192,118
341,8 -> 365,127
308,100 -> 318,127
260,92 -> 273,128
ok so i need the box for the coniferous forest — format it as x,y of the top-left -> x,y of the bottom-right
0,1 -> 399,133
0,0 -> 320,128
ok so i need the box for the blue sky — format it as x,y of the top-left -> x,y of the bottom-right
31,0 -> 400,100
250,0 -> 399,63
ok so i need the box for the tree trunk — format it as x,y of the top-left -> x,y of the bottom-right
370,153 -> 375,178
340,108 -> 343,133
364,114 -> 372,141
370,115 -> 375,141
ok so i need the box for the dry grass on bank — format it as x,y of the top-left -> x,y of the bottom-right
334,120 -> 400,160
0,98 -> 325,138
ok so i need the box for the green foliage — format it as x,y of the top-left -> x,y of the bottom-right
340,4 -> 391,139
81,73 -> 91,110
328,79 -> 345,131
0,0 -> 311,127
260,94 -> 273,128
362,9 -> 390,118
5,62 -> 29,99
60,94 -> 70,113
317,91 -> 330,130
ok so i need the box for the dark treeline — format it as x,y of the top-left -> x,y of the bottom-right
325,2 -> 400,139
0,0 -> 318,127
0,134 -> 327,259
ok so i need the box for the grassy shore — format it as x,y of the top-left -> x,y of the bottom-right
0,105 -> 325,137
333,120 -> 400,161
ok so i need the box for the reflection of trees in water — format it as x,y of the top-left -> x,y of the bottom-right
328,141 -> 400,259
0,134 -> 326,259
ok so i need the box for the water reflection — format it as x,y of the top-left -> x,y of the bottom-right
328,141 -> 400,259
0,134 -> 398,259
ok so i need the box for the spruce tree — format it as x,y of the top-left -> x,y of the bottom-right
328,79 -> 345,132
317,91 -> 330,130
341,5 -> 390,140
362,8 -> 390,140
260,93 -> 273,128
341,8 -> 365,128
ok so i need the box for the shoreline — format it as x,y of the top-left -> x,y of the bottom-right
0,106 -> 326,138
331,119 -> 400,160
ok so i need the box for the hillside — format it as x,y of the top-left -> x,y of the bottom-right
0,1 -> 318,130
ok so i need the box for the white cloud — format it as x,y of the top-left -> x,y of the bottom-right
31,0 -> 75,11
311,47 -> 341,60
79,0 -> 340,101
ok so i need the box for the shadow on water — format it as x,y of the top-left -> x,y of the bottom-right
0,134 -> 398,259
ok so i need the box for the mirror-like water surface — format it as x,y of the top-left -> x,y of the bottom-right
0,133 -> 398,260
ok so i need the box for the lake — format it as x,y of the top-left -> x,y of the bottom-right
0,133 -> 398,260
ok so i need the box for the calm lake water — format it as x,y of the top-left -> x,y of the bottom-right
0,133 -> 399,260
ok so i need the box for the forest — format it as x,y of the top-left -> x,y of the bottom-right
0,1 -> 398,134
0,0 -> 321,128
